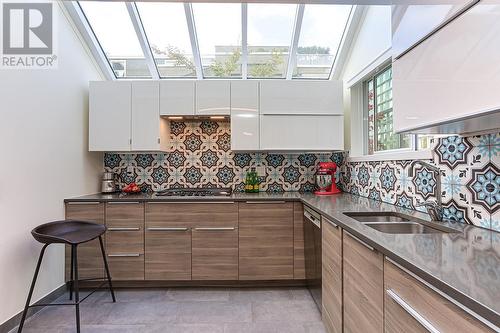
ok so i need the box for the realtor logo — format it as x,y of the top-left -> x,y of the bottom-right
1,1 -> 57,69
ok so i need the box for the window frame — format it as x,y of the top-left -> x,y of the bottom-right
363,64 -> 418,156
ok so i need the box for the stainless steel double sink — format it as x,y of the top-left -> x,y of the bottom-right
343,212 -> 460,234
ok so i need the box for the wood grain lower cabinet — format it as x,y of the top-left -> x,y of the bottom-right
105,202 -> 144,280
321,218 -> 342,333
192,228 -> 238,280
293,202 -> 305,279
384,259 -> 494,333
238,201 -> 294,280
65,202 -> 105,280
343,232 -> 384,333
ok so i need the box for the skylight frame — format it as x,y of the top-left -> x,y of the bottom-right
67,1 -> 356,81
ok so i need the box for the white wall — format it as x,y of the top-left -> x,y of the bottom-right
340,6 -> 392,155
0,3 -> 103,325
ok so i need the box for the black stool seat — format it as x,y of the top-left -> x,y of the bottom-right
31,220 -> 106,245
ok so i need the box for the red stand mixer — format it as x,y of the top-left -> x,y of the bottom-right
314,162 -> 341,195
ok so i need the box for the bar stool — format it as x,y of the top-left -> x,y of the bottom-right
18,220 -> 116,333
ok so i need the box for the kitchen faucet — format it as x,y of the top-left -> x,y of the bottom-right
408,160 -> 443,221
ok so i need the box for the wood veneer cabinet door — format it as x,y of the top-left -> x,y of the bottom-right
322,218 -> 342,333
293,202 -> 306,279
65,202 -> 105,280
145,203 -> 192,280
343,232 -> 384,333
384,259 -> 494,333
238,201 -> 294,280
105,202 -> 144,280
192,228 -> 238,280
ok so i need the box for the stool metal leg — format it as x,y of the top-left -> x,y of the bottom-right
73,244 -> 81,333
69,245 -> 74,300
18,244 -> 48,333
98,236 -> 116,302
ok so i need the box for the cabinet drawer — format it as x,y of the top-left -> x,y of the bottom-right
384,259 -> 494,333
192,228 -> 238,280
65,202 -> 105,280
107,254 -> 144,281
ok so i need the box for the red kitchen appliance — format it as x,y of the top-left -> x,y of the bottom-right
314,162 -> 341,195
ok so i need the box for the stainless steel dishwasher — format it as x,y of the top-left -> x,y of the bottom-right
304,206 -> 322,312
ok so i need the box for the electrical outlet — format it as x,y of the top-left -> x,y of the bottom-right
127,166 -> 134,174
256,166 -> 266,177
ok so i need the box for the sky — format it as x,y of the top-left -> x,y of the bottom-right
79,1 -> 352,58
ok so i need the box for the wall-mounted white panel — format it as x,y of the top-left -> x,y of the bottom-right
393,1 -> 500,134
89,81 -> 131,151
260,80 -> 343,115
260,115 -> 344,151
195,80 -> 230,115
160,81 -> 195,116
131,81 -> 167,151
231,81 -> 259,151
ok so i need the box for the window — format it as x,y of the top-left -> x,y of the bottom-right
293,5 -> 352,79
192,3 -> 242,78
247,4 -> 296,78
79,1 -> 150,78
365,66 -> 411,154
137,3 -> 195,78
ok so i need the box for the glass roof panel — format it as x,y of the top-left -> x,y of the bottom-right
293,5 -> 352,79
79,1 -> 151,78
247,4 -> 297,79
192,3 -> 242,78
137,3 -> 195,78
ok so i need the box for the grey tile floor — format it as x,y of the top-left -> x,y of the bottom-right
13,287 -> 326,333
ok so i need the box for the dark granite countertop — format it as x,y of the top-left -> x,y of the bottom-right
65,192 -> 500,326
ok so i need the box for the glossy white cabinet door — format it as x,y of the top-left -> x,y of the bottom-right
89,81 -> 131,151
195,80 -> 230,115
160,81 -> 195,116
231,81 -> 259,151
393,1 -> 500,133
131,81 -> 169,152
260,81 -> 343,115
260,115 -> 344,151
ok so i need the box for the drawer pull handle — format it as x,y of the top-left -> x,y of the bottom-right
245,201 -> 286,204
108,227 -> 140,231
108,253 -> 141,257
386,289 -> 440,333
147,227 -> 189,231
346,232 -> 374,251
323,217 -> 338,228
108,202 -> 140,205
194,227 -> 236,231
67,202 -> 100,205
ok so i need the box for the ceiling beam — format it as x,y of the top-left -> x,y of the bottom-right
126,2 -> 160,79
184,3 -> 204,80
286,4 -> 304,80
80,0 -> 471,5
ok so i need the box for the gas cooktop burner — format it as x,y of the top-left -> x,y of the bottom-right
155,187 -> 232,197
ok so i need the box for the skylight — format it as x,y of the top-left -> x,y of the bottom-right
75,1 -> 353,80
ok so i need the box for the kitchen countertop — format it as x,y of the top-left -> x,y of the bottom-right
65,192 -> 500,326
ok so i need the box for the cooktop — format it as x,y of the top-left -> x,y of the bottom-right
155,187 -> 232,197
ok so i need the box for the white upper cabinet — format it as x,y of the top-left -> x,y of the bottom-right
159,81 -> 195,116
393,1 -> 500,134
260,115 -> 344,151
230,81 -> 259,151
392,4 -> 466,58
89,81 -> 131,151
260,81 -> 343,115
131,81 -> 169,151
195,80 -> 231,115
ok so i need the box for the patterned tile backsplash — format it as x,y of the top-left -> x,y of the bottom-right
340,133 -> 500,232
103,120 -> 499,232
104,120 -> 346,194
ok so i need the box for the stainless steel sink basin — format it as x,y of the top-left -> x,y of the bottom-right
343,212 -> 460,234
364,222 -> 447,234
343,212 -> 410,223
